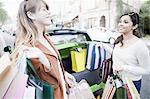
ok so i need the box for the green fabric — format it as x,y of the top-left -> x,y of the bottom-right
113,86 -> 128,99
26,59 -> 40,78
34,78 -> 54,99
43,83 -> 54,99
57,42 -> 78,50
90,82 -> 105,93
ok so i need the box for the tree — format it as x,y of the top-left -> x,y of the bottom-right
140,0 -> 150,35
0,1 -> 8,27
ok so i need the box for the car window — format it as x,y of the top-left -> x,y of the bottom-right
50,34 -> 87,45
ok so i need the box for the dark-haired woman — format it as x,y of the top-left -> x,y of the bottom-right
113,12 -> 150,93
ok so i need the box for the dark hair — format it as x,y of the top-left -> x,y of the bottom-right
115,12 -> 141,46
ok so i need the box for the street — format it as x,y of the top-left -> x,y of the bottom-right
141,38 -> 150,99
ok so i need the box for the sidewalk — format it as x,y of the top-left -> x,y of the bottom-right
142,35 -> 150,47
141,35 -> 150,99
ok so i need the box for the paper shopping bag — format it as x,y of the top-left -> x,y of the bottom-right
102,58 -> 113,83
68,79 -> 95,99
0,65 -> 18,99
26,59 -> 54,99
23,86 -> 35,99
86,43 -> 106,71
71,48 -> 86,72
101,76 -> 116,99
114,86 -> 128,99
124,77 -> 140,99
3,72 -> 28,99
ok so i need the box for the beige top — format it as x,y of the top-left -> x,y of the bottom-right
113,39 -> 150,81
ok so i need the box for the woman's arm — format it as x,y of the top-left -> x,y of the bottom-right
19,45 -> 51,71
123,43 -> 150,75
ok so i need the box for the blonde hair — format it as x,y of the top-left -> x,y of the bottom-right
11,0 -> 49,59
15,0 -> 49,47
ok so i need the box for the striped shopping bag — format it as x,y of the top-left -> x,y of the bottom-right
101,76 -> 116,99
86,43 -> 106,71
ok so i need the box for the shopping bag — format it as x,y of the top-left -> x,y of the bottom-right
68,79 -> 95,99
125,84 -> 132,99
27,76 -> 54,99
71,48 -> 86,72
0,65 -> 18,99
26,59 -> 54,99
101,76 -> 116,99
3,72 -> 28,99
124,77 -> 140,99
23,86 -> 35,99
0,51 -> 27,98
86,43 -> 106,71
102,58 -> 113,83
90,82 -> 105,93
114,86 -> 128,99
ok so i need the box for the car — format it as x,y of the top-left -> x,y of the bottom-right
87,27 -> 121,44
48,29 -> 105,96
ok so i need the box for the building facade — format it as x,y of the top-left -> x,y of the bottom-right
49,0 -> 141,30
79,0 -> 141,30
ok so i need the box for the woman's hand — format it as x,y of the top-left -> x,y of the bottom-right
19,45 -> 51,70
64,72 -> 77,87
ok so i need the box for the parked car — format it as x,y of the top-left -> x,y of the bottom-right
87,27 -> 121,44
48,29 -> 104,96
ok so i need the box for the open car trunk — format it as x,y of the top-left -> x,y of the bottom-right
58,42 -> 103,96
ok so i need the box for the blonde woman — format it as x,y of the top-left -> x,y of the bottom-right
13,0 -> 76,99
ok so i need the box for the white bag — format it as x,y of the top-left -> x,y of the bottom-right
23,86 -> 35,99
68,79 -> 95,99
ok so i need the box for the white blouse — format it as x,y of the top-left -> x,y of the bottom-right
113,39 -> 150,81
